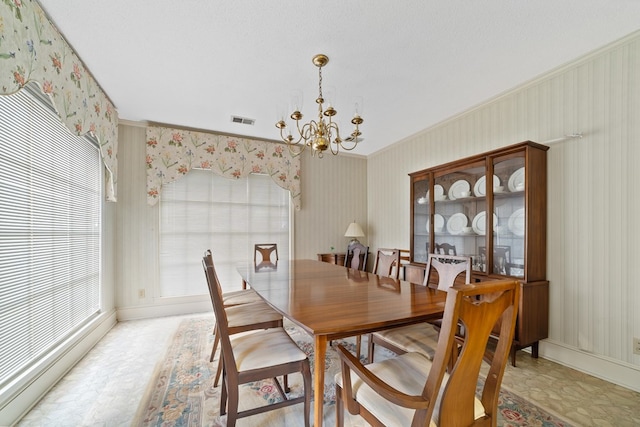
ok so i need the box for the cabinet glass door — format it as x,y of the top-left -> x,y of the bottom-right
492,155 -> 526,277
412,176 -> 430,263
433,162 -> 485,271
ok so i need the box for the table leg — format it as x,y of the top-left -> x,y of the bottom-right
313,335 -> 327,427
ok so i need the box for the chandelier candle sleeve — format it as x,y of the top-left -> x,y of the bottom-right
276,54 -> 364,158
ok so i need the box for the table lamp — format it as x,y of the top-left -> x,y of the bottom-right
344,221 -> 365,245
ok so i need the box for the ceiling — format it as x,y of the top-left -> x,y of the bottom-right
37,0 -> 640,156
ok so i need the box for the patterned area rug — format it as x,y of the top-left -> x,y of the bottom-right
134,317 -> 573,426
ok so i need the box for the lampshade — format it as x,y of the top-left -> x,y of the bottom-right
344,222 -> 365,241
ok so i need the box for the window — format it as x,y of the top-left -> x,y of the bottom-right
0,84 -> 102,391
159,169 -> 290,297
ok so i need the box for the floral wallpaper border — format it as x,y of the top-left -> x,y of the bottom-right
146,126 -> 301,210
0,0 -> 118,201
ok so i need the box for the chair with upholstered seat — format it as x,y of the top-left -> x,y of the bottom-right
344,241 -> 369,271
203,255 -> 311,427
335,279 -> 520,427
398,249 -> 411,280
204,249 -> 262,307
203,251 -> 284,387
435,242 -> 457,256
367,253 -> 471,363
254,243 -> 278,263
242,243 -> 279,289
350,248 -> 401,359
372,248 -> 401,279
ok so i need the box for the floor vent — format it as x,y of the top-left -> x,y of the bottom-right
231,116 -> 255,125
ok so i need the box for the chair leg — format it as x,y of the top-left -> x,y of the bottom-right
335,383 -> 344,427
226,381 -> 239,427
302,361 -> 312,427
214,356 -> 223,387
367,335 -> 375,363
220,371 -> 228,416
355,335 -> 361,360
210,329 -> 219,362
284,374 -> 290,393
272,377 -> 288,400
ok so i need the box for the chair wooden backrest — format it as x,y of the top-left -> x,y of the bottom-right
337,279 -> 520,427
424,253 -> 471,291
372,248 -> 401,279
203,250 -> 222,301
254,243 -> 278,263
435,242 -> 457,256
344,242 -> 369,271
435,280 -> 520,426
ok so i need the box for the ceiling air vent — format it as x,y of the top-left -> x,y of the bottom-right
231,115 -> 255,126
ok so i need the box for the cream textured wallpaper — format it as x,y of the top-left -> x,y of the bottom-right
114,123 -> 367,317
366,32 -> 640,391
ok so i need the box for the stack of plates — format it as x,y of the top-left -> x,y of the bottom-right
471,211 -> 498,235
426,214 -> 445,232
508,208 -> 525,236
427,184 -> 445,201
473,175 -> 500,197
508,167 -> 525,192
448,180 -> 470,200
446,213 -> 468,234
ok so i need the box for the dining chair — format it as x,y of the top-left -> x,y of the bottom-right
348,248 -> 402,360
242,243 -> 279,289
344,241 -> 369,271
203,251 -> 284,387
367,253 -> 471,363
435,242 -> 457,256
335,279 -> 520,427
202,256 -> 311,427
204,249 -> 262,307
372,248 -> 401,279
254,243 -> 278,263
398,248 -> 411,280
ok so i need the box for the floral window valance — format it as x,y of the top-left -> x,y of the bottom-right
0,0 -> 118,201
146,126 -> 301,210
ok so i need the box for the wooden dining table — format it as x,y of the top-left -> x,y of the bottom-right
236,259 -> 447,427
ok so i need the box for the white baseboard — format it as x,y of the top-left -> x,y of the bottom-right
539,339 -> 640,393
0,310 -> 117,426
116,299 -> 211,321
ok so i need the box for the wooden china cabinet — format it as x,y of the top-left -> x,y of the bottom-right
406,141 -> 549,364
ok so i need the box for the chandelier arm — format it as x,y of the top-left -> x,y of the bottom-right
279,123 -> 307,145
336,141 -> 358,151
296,118 -> 314,142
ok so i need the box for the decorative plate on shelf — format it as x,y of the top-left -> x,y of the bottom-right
426,213 -> 445,232
448,180 -> 471,200
508,167 -> 525,192
508,208 -> 526,236
473,175 -> 500,197
471,211 -> 498,235
426,184 -> 445,201
446,213 -> 468,235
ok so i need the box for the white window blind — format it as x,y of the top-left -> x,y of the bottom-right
160,169 -> 290,297
0,86 -> 102,390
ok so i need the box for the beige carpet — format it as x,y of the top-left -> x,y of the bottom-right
134,316 -> 573,426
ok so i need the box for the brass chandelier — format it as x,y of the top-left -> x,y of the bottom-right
275,54 -> 364,158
